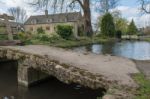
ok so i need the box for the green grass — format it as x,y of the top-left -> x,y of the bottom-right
0,34 -> 20,41
0,32 -> 113,48
0,32 -> 112,48
0,34 -> 8,40
52,37 -> 109,48
133,73 -> 150,99
144,38 -> 150,42
28,36 -> 111,48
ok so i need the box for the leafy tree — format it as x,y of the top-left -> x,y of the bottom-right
100,13 -> 115,37
111,10 -> 128,35
56,25 -> 73,39
97,10 -> 120,34
127,19 -> 138,35
115,18 -> 128,35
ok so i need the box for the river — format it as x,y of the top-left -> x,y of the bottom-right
0,61 -> 104,99
73,41 -> 150,60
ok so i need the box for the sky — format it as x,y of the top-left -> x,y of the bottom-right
0,0 -> 150,28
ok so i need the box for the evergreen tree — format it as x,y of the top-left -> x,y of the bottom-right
101,13 -> 116,37
127,19 -> 138,35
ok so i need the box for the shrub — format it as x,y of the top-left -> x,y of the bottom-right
34,32 -> 62,43
0,27 -> 6,33
17,32 -> 32,42
37,27 -> 45,34
101,13 -> 116,37
0,34 -> 8,40
56,25 -> 73,39
39,34 -> 50,41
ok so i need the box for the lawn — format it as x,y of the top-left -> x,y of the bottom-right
133,73 -> 150,99
144,38 -> 150,42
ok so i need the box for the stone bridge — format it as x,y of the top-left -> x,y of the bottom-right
0,45 -> 140,98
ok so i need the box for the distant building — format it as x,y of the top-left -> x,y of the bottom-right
0,19 -> 23,34
24,10 -> 83,37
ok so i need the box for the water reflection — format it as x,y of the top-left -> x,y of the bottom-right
73,41 -> 150,60
0,61 -> 104,99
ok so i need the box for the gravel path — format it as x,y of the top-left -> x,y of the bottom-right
2,45 -> 140,87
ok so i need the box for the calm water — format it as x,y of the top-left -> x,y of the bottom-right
73,41 -> 150,60
0,61 -> 104,99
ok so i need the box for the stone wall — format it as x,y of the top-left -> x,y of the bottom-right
18,65 -> 50,86
24,22 -> 79,38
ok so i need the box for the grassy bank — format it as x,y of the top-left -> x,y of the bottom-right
0,33 -> 114,48
29,37 -> 111,48
133,73 -> 150,99
144,38 -> 150,42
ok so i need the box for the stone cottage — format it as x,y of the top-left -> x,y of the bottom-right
24,11 -> 83,37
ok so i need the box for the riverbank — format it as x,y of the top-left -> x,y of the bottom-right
27,37 -> 113,48
0,34 -> 114,48
144,38 -> 150,42
132,60 -> 150,99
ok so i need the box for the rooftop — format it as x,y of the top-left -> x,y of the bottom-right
24,12 -> 82,25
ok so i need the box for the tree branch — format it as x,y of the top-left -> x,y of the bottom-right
141,0 -> 150,14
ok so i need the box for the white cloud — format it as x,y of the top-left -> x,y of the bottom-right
0,0 -> 43,17
116,6 -> 139,17
130,14 -> 150,28
114,5 -> 150,28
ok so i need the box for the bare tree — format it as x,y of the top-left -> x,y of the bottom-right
96,0 -> 119,14
140,0 -> 150,14
29,0 -> 119,36
8,7 -> 28,23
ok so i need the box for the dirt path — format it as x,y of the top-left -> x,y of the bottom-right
1,45 -> 140,87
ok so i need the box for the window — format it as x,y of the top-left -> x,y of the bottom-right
46,26 -> 50,30
47,19 -> 53,23
30,27 -> 33,31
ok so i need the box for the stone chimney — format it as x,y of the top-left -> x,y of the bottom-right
45,10 -> 48,16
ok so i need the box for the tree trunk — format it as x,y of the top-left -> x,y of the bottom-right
83,0 -> 93,37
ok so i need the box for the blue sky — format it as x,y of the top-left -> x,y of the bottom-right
120,0 -> 138,7
0,0 -> 150,27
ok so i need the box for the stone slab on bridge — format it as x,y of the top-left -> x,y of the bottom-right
0,45 -> 139,90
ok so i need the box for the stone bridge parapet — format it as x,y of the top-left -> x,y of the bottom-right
0,47 -> 110,90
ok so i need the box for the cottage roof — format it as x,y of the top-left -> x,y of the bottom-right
24,12 -> 82,25
0,19 -> 23,27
